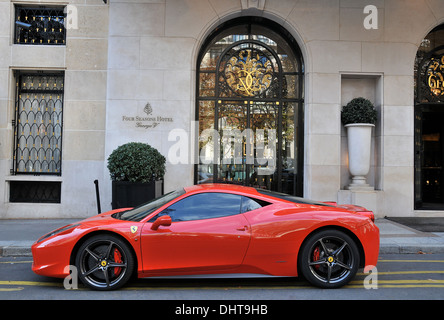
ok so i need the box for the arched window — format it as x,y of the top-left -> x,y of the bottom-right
195,17 -> 304,196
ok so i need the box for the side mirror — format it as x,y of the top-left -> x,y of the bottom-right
151,215 -> 172,230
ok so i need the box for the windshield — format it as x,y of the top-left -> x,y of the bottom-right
113,189 -> 186,221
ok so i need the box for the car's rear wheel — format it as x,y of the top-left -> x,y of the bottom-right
298,229 -> 359,289
75,234 -> 134,290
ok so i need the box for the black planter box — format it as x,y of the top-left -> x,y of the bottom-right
111,180 -> 163,209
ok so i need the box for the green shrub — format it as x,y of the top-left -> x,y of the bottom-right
341,97 -> 377,125
107,142 -> 166,183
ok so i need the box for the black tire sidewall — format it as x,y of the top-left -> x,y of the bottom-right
298,229 -> 359,289
75,234 -> 135,291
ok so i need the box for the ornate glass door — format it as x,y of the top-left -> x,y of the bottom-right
216,101 -> 279,189
196,18 -> 304,195
414,24 -> 444,209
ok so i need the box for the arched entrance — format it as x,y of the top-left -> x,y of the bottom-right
195,17 -> 304,196
415,24 -> 444,209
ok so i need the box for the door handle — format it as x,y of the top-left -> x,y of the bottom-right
236,225 -> 248,231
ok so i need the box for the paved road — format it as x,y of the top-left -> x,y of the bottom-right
1,254 -> 444,301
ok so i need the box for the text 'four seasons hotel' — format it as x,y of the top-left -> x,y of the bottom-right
1,0 -> 444,219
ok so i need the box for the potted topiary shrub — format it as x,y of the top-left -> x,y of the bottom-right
107,142 -> 166,209
341,97 -> 377,190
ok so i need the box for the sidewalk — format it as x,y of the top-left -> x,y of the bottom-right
0,219 -> 78,257
1,218 -> 444,257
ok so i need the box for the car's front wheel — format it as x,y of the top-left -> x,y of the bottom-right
75,234 -> 135,290
298,229 -> 360,289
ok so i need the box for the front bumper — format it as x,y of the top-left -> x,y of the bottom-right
358,221 -> 380,268
31,233 -> 78,278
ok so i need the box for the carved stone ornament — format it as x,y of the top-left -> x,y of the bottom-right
241,0 -> 266,10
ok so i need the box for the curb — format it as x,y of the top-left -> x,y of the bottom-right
0,241 -> 34,257
1,246 -> 32,257
379,244 -> 444,254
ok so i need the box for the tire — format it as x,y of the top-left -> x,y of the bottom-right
75,234 -> 135,291
298,229 -> 360,289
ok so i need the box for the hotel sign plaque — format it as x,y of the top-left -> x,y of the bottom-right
121,103 -> 173,129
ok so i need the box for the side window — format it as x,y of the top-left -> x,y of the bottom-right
152,193 -> 242,222
241,196 -> 270,213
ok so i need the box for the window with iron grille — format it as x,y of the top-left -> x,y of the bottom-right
13,72 -> 64,175
14,5 -> 66,45
9,181 -> 61,203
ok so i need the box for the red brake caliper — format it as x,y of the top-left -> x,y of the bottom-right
113,249 -> 122,276
313,247 -> 320,270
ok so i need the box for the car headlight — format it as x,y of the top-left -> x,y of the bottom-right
36,224 -> 80,243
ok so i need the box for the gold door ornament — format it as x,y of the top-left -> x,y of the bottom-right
224,49 -> 274,97
427,54 -> 444,96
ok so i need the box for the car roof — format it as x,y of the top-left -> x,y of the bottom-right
184,183 -> 336,208
184,183 -> 258,195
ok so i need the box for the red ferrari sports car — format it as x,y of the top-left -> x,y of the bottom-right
32,184 -> 379,290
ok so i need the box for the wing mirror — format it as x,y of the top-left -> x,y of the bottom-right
151,215 -> 172,230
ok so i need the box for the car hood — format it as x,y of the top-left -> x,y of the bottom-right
79,208 -> 131,223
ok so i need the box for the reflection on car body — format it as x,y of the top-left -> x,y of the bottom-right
32,183 -> 379,290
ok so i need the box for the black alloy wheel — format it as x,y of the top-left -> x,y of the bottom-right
299,229 -> 360,289
75,234 -> 135,290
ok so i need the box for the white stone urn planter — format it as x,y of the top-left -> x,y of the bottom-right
345,123 -> 374,190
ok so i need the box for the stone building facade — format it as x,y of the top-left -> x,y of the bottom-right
1,0 -> 444,218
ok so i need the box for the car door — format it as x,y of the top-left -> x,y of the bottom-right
140,192 -> 251,273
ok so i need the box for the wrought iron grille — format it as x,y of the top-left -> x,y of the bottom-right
222,46 -> 276,97
14,6 -> 66,45
13,72 -> 64,175
9,181 -> 61,203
